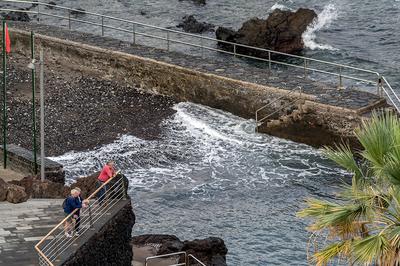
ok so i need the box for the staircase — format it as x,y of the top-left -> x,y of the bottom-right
255,89 -> 303,132
35,174 -> 129,266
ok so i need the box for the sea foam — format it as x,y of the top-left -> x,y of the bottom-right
302,4 -> 339,51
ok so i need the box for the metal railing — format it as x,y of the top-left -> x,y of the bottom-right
0,0 -> 399,112
35,173 -> 127,266
255,89 -> 303,131
145,251 -> 206,266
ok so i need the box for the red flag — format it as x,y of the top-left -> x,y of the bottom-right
4,23 -> 10,54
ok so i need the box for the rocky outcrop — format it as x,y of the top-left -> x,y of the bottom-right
6,184 -> 28,203
0,178 -> 28,203
0,178 -> 8,201
70,8 -> 86,16
177,15 -> 215,33
9,172 -> 130,200
216,8 -> 317,56
183,237 -> 228,266
2,10 -> 31,22
178,0 -> 206,6
9,176 -> 67,199
132,234 -> 228,266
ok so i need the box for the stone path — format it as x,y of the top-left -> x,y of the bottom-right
9,22 -> 386,112
0,199 -> 63,266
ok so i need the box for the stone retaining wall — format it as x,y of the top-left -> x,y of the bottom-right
8,28 -> 384,147
0,144 -> 65,183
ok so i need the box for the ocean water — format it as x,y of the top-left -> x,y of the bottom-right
51,102 -> 349,265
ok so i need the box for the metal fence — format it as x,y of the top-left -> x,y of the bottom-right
35,174 -> 127,266
0,0 -> 398,112
145,251 -> 206,266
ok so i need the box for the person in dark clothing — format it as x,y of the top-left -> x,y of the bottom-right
63,189 -> 82,238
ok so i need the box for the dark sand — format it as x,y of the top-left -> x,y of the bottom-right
1,53 -> 176,156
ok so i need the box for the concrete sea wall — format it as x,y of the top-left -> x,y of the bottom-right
0,144 -> 65,183
9,28 -> 384,147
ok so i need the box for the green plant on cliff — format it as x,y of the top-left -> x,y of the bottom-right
298,111 -> 400,266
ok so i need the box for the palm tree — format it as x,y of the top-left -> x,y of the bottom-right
298,111 -> 400,266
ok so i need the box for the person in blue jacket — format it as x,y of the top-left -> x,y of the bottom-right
63,189 -> 82,238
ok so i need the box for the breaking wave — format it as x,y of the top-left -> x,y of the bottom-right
302,4 -> 339,50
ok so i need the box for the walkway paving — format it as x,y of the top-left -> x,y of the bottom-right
0,199 -> 63,266
9,21 -> 386,112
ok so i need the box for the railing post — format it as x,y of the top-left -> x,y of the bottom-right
268,51 -> 271,72
88,204 -> 93,228
255,111 -> 258,133
68,11 -> 71,30
167,31 -> 170,51
132,23 -> 136,44
101,16 -> 104,36
377,76 -> 382,96
304,58 -> 307,79
121,176 -> 126,199
233,44 -> 236,57
338,66 -> 343,89
201,35 -> 204,58
37,4 -> 40,21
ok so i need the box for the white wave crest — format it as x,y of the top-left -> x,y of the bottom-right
302,4 -> 338,51
270,3 -> 291,11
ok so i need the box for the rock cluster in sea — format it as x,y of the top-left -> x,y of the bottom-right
132,234 -> 228,265
177,15 -> 215,33
216,8 -> 317,55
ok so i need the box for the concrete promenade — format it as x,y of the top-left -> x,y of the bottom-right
0,199 -> 63,266
9,22 -> 385,112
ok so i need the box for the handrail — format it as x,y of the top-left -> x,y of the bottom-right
187,254 -> 206,266
0,0 -> 399,112
34,172 -> 125,266
145,251 -> 206,266
145,251 -> 187,266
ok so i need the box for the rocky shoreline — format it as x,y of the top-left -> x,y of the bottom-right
3,54 -> 176,157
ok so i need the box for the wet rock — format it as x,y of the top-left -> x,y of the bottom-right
132,234 -> 227,265
70,172 -> 99,198
182,237 -> 228,266
0,178 -> 8,201
9,176 -> 67,198
6,184 -> 28,203
70,8 -> 86,16
216,8 -> 317,55
177,15 -> 215,33
47,1 -> 57,9
139,10 -> 148,16
132,234 -> 184,254
2,10 -> 31,22
178,0 -> 206,6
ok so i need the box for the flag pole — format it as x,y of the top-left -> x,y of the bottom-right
31,31 -> 38,174
2,20 -> 7,169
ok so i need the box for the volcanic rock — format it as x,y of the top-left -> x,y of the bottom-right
182,237 -> 228,266
70,8 -> 86,16
9,176 -> 67,198
132,234 -> 227,265
2,10 -> 31,22
47,1 -> 57,9
216,8 -> 317,55
177,15 -> 215,33
0,178 -> 8,201
132,234 -> 184,254
178,0 -> 206,6
6,183 -> 28,203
